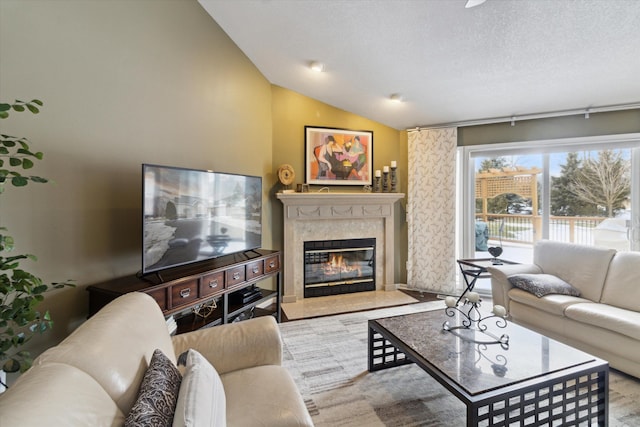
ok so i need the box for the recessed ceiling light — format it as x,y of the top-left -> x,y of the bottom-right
390,94 -> 403,103
310,61 -> 325,72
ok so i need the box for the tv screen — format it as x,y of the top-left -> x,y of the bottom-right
142,164 -> 262,274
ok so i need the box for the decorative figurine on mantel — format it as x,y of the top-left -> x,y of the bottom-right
442,292 -> 509,349
277,164 -> 296,193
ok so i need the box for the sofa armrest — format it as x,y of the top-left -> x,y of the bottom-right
172,316 -> 282,375
486,263 -> 542,312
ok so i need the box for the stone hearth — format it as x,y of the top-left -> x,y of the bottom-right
277,192 -> 405,303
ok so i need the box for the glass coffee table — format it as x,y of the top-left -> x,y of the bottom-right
368,309 -> 609,426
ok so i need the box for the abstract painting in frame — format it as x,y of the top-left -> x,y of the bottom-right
305,126 -> 373,186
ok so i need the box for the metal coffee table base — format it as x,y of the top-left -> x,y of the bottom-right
368,322 -> 609,426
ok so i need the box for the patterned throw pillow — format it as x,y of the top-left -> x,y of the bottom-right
125,349 -> 182,427
508,273 -> 581,298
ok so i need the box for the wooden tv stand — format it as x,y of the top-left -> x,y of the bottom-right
86,249 -> 281,334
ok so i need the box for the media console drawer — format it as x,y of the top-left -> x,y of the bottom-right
246,260 -> 264,280
265,255 -> 279,274
226,265 -> 246,289
146,288 -> 167,311
170,279 -> 199,308
200,271 -> 224,297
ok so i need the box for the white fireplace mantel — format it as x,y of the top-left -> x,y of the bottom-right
277,192 -> 405,303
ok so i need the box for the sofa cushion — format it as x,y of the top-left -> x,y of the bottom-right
600,251 -> 640,311
222,365 -> 314,427
565,302 -> 640,341
508,273 -> 581,298
125,349 -> 182,427
34,292 -> 177,415
171,316 -> 283,375
0,363 -> 126,427
508,288 -> 587,317
532,240 -> 616,302
173,349 -> 226,427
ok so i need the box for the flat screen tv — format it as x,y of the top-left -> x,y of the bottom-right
142,164 -> 262,275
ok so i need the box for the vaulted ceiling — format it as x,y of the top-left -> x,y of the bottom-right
199,0 -> 640,130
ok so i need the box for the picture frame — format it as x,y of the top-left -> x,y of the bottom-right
305,126 -> 373,186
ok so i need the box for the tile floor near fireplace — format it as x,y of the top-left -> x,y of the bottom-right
281,290 -> 421,320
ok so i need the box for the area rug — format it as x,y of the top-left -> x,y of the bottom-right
279,301 -> 640,427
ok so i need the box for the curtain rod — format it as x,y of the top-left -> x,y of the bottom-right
408,102 -> 640,131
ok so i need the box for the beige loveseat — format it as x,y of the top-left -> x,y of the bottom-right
0,292 -> 313,426
488,240 -> 640,378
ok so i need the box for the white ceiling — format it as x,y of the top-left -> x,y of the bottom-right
199,0 -> 640,130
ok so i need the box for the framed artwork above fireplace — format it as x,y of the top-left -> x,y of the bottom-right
305,126 -> 373,186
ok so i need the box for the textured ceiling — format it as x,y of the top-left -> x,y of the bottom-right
199,0 -> 640,130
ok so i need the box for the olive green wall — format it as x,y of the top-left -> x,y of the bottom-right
270,86 -> 408,283
459,109 -> 640,146
0,0 -> 409,373
0,0 -> 273,362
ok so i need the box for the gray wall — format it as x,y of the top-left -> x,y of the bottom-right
459,109 -> 640,146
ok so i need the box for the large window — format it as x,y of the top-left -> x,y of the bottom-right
460,134 -> 639,291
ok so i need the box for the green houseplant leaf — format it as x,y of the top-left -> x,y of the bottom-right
0,100 -> 74,384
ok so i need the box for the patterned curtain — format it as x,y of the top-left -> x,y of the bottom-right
407,127 -> 457,294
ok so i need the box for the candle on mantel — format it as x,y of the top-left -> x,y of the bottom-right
445,296 -> 457,308
375,170 -> 381,177
383,166 -> 389,173
467,292 -> 480,303
493,305 -> 506,317
391,160 -> 397,168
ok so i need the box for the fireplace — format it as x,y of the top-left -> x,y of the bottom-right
304,238 -> 375,298
277,192 -> 404,302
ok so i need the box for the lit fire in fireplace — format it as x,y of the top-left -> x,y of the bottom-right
324,253 -> 361,275
303,238 -> 375,297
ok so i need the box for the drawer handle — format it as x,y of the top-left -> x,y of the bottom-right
179,288 -> 191,298
252,266 -> 260,274
232,272 -> 240,280
208,279 -> 218,288
269,261 -> 276,268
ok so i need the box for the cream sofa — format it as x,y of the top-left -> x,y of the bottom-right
488,240 -> 640,379
0,292 -> 314,427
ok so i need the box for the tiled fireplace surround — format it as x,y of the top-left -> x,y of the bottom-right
277,192 -> 405,303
